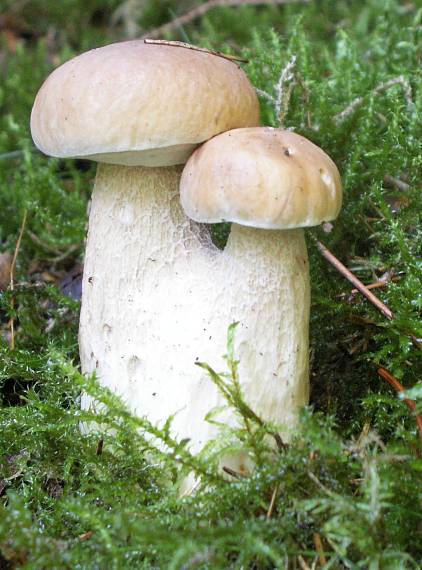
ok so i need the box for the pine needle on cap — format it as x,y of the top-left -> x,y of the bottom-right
143,38 -> 248,63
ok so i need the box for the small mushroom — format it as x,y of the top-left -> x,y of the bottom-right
179,127 -> 342,455
30,41 -> 259,422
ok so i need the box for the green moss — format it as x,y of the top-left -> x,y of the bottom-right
1,0 -> 421,567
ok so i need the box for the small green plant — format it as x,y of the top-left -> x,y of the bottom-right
197,322 -> 287,469
1,326 -> 421,568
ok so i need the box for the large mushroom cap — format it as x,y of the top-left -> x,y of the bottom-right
30,41 -> 260,167
180,127 -> 342,228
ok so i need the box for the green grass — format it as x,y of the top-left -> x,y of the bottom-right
1,0 -> 421,567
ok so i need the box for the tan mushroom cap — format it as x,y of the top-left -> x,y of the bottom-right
30,41 -> 260,167
180,127 -> 342,229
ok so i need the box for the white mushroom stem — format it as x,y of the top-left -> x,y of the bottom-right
219,224 -> 310,438
79,163 -> 220,430
80,167 -> 310,463
180,223 -> 311,489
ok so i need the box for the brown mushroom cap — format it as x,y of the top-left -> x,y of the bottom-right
180,127 -> 342,229
30,41 -> 260,167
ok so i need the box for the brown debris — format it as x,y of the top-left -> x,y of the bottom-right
0,251 -> 12,291
315,239 -> 394,320
377,367 -> 422,442
266,483 -> 279,519
78,531 -> 94,542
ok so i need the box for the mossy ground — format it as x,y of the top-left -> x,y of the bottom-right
0,1 -> 421,568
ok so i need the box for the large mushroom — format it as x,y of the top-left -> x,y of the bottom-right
30,41 -> 260,429
179,127 -> 342,461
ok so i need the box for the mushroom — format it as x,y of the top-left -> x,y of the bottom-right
30,41 -> 260,428
179,127 -> 342,461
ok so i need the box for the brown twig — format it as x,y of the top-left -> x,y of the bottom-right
9,210 -> 27,350
247,54 -> 298,127
314,239 -> 394,320
377,366 -> 422,442
313,533 -> 327,566
96,438 -> 104,456
266,483 -> 279,519
143,38 -> 248,63
273,431 -> 288,451
222,465 -> 244,478
78,531 -> 94,542
141,0 -> 310,40
351,279 -> 397,293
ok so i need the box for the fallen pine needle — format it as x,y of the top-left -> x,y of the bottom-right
313,532 -> 327,566
333,75 -> 414,124
350,278 -> 398,294
314,239 -> 394,320
377,366 -> 422,442
222,465 -> 244,478
266,483 -> 279,519
78,531 -> 94,541
144,38 -> 248,63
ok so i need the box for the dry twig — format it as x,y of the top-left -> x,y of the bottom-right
314,239 -> 394,320
222,465 -> 244,478
141,0 -> 310,40
346,274 -> 400,300
78,531 -> 94,541
377,367 -> 422,442
334,75 -> 414,125
313,532 -> 327,566
274,55 -> 297,124
256,55 -> 297,126
350,279 -> 396,294
9,210 -> 27,350
266,483 -> 279,519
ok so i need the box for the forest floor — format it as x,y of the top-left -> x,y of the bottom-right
0,1 -> 421,568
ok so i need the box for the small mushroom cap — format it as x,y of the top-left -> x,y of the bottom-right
30,41 -> 260,167
180,127 -> 342,229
